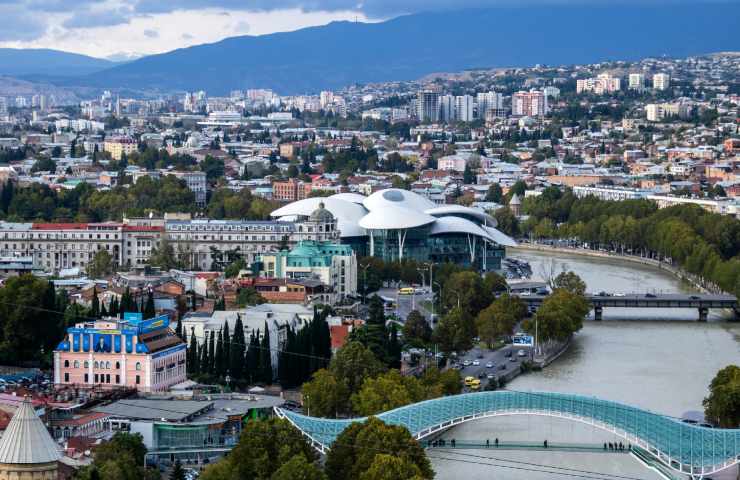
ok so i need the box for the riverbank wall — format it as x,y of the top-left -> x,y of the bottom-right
510,243 -> 719,294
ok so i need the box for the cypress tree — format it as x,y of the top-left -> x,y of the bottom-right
259,321 -> 272,384
222,321 -> 230,374
246,330 -> 260,384
188,328 -> 199,375
144,290 -> 156,319
109,296 -> 119,317
207,331 -> 215,375
100,302 -> 108,318
215,329 -> 225,378
388,323 -> 402,369
91,286 -> 100,318
230,315 -> 245,383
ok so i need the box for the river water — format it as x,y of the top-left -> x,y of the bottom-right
431,248 -> 740,480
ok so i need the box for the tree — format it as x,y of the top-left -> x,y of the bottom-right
351,370 -> 425,416
493,207 -> 519,236
148,238 -> 180,271
75,432 -> 158,480
442,271 -> 491,317
30,156 -> 56,173
200,155 -> 225,182
553,271 -> 587,296
703,365 -> 740,428
259,321 -> 273,383
87,250 -> 116,278
200,418 -> 317,480
485,183 -> 503,203
91,286 -> 100,318
170,460 -> 185,480
402,310 -> 432,347
301,369 -> 350,418
475,293 -> 524,348
230,315 -> 246,382
330,341 -> 385,395
224,258 -> 247,278
359,454 -> 425,480
325,417 -> 433,480
432,307 -> 476,355
270,454 -> 327,480
523,289 -> 589,343
143,290 -> 156,319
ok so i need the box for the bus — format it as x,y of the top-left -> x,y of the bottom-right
398,287 -> 415,295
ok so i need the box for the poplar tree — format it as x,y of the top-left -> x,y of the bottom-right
230,315 -> 246,383
259,322 -> 272,383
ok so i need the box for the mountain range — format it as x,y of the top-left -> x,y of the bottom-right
0,48 -> 116,77
4,4 -> 740,95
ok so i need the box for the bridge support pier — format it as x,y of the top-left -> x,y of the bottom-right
594,306 -> 603,321
698,307 -> 709,322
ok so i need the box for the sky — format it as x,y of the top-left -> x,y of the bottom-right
0,0 -> 723,60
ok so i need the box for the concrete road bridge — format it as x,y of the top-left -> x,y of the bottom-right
275,390 -> 740,479
519,293 -> 738,321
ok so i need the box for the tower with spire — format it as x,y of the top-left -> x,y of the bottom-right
0,397 -> 60,479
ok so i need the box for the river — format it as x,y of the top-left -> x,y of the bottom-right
431,248 -> 740,480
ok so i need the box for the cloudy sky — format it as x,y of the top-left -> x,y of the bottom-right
0,0 -> 718,60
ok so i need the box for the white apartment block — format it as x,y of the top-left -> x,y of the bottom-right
576,73 -> 621,95
653,73 -> 671,91
628,73 -> 646,91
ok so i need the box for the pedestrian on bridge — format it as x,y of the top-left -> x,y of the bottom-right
604,443 -> 607,450
544,440 -> 548,449
486,439 -> 490,448
451,439 -> 456,448
495,438 -> 499,447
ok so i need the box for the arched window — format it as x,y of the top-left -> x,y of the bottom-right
106,361 -> 111,369
73,361 -> 79,369
115,362 -> 120,369
94,361 -> 99,369
84,361 -> 89,369
64,360 -> 69,368
135,362 -> 142,371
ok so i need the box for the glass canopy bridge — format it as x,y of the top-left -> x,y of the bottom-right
275,390 -> 740,478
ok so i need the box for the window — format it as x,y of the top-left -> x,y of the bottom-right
84,361 -> 89,368
94,374 -> 99,383
106,361 -> 111,369
94,361 -> 99,369
135,375 -> 140,385
135,362 -> 142,371
73,361 -> 79,368
64,372 -> 69,382
64,360 -> 69,368
115,362 -> 120,369
106,374 -> 110,383
115,375 -> 120,384
84,373 -> 89,383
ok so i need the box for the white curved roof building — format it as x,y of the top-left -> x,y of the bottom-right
271,189 -> 515,271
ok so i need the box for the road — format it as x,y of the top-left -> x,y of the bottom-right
377,287 -> 435,322
453,344 -> 533,390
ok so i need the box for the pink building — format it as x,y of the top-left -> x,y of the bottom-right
53,313 -> 186,393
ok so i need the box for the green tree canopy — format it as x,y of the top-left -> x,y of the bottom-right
325,417 -> 433,480
703,365 -> 740,428
523,289 -> 589,343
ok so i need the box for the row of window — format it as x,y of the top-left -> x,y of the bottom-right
62,372 -> 141,385
63,359 -> 143,371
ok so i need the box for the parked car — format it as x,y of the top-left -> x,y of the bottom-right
463,360 -> 472,367
472,360 -> 480,366
485,362 -> 494,368
517,350 -> 527,357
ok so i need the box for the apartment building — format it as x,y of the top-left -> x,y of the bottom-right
103,136 -> 138,160
628,73 -> 646,91
168,171 -> 207,207
512,90 -> 548,117
577,73 -> 621,95
653,73 -> 671,91
272,178 -> 312,202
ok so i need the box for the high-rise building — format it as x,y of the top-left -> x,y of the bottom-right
653,73 -> 671,91
476,92 -> 504,117
320,91 -> 334,110
439,95 -> 455,123
577,73 -> 621,95
628,73 -> 646,91
416,89 -> 441,123
512,90 -> 548,117
454,95 -> 474,122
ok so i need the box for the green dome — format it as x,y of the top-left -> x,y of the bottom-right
309,202 -> 335,223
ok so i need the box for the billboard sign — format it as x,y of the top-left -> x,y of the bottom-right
512,334 -> 535,347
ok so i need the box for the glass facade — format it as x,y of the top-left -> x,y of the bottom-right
279,391 -> 740,476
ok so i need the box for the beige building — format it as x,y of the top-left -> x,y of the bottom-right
103,136 -> 137,160
0,397 -> 61,480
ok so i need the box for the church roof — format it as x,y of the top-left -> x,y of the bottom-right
0,397 -> 61,464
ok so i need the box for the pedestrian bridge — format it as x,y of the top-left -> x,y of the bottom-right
275,390 -> 740,478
